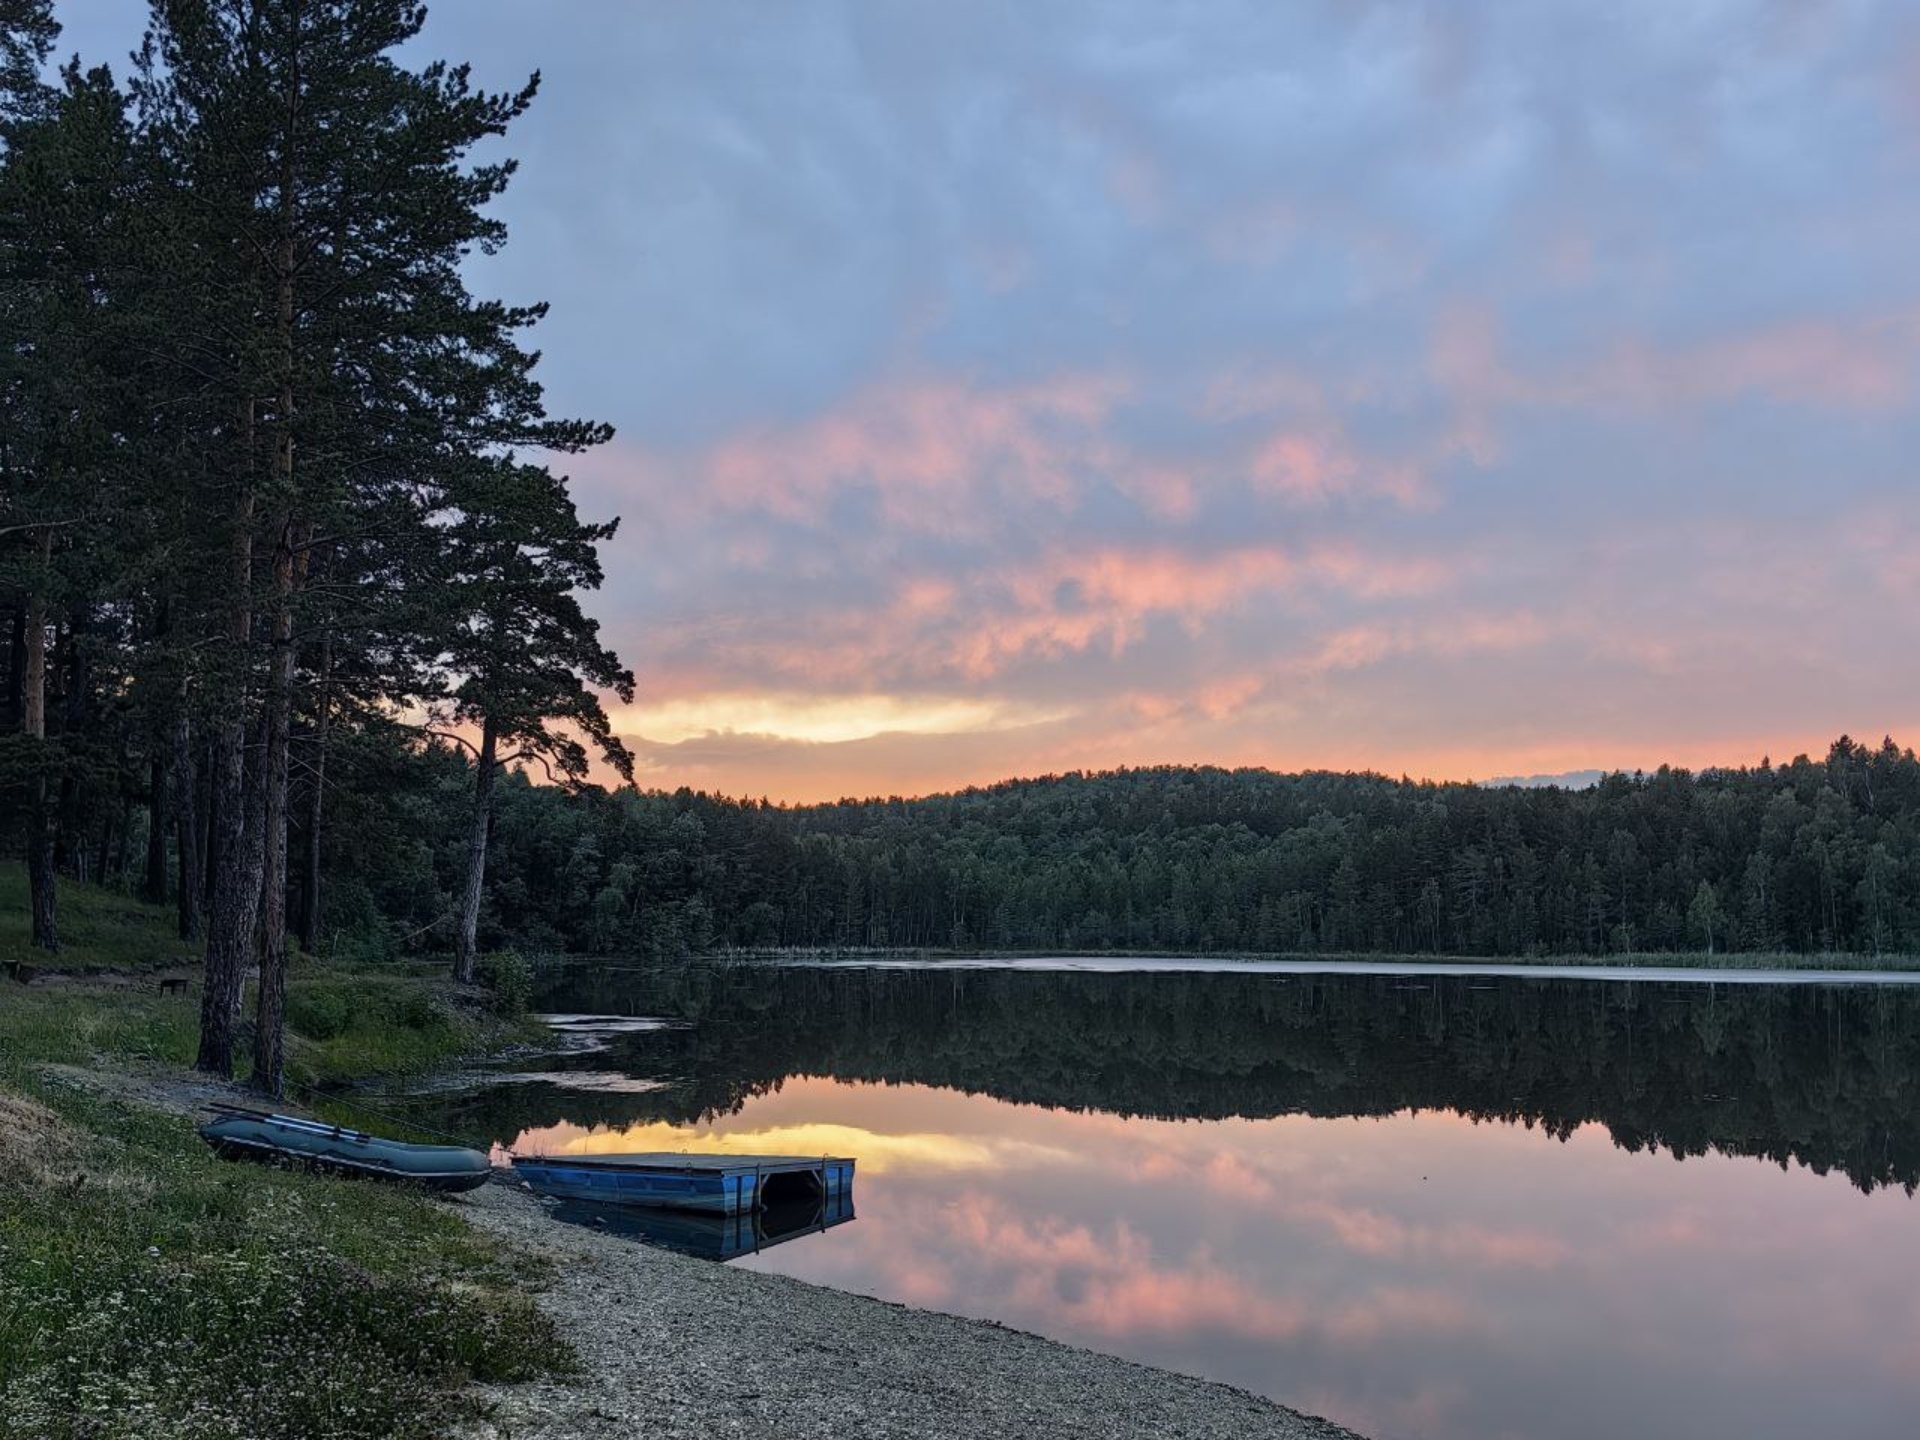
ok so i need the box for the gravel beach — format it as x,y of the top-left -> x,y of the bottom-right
455,1184 -> 1366,1440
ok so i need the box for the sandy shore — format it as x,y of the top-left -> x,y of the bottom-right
455,1183 -> 1366,1440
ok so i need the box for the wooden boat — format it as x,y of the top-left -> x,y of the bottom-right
511,1151 -> 855,1216
199,1106 -> 493,1193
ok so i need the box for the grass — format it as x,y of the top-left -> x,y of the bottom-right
285,967 -> 547,1088
0,869 -> 568,1440
0,865 -> 200,974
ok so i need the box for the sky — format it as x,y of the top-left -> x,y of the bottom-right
50,0 -> 1920,801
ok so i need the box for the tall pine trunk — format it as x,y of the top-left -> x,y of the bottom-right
110,798 -> 131,883
55,610 -> 93,882
252,521 -> 304,1098
143,751 -> 170,904
173,709 -> 203,942
201,727 -> 218,916
199,716 -> 261,1074
197,408 -> 257,1078
4,605 -> 22,730
26,781 -> 56,949
453,721 -> 498,984
23,529 -> 56,952
251,112 -> 302,1096
298,630 -> 332,954
142,599 -> 172,903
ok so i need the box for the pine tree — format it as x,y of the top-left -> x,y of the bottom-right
0,2 -> 55,125
436,456 -> 634,983
135,0 -> 624,1090
1,57 -> 145,953
0,0 -> 57,949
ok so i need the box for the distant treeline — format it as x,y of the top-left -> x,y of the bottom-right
305,731 -> 1920,961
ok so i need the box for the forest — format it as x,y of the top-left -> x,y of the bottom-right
308,731 -> 1920,963
0,2 -> 632,1096
35,715 -> 1914,968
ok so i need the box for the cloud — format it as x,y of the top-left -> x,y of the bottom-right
1431,303 -> 1920,419
618,692 -> 1065,746
694,373 -> 1131,532
514,1117 -> 1081,1177
602,359 -> 1449,548
49,0 -> 1920,800
1288,1200 -> 1572,1271
618,537 -> 1463,703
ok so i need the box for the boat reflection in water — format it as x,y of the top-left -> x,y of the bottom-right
543,1185 -> 856,1262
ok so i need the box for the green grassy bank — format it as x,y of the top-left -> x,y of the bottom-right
0,870 -> 562,1440
0,866 -> 200,975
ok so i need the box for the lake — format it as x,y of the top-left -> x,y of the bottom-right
401,960 -> 1920,1440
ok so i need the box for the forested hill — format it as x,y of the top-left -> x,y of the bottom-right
320,733 -> 1920,961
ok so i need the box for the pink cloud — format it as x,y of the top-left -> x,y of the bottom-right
939,1193 -> 1309,1343
1288,1198 -> 1571,1271
630,540 -> 1463,698
955,543 -> 1457,678
1433,303 -> 1920,418
1298,612 -> 1549,678
591,356 -> 1446,548
921,1187 -> 1505,1355
1249,431 -> 1360,502
1068,1265 -> 1310,1344
1243,427 -> 1431,510
1113,462 -> 1199,520
1322,1287 -> 1488,1344
636,373 -> 1132,536
1196,675 -> 1267,723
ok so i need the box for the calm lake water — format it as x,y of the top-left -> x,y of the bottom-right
404,960 -> 1920,1440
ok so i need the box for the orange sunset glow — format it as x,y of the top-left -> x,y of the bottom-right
55,2 -> 1920,802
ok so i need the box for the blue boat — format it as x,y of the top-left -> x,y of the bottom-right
545,1187 -> 856,1261
511,1151 -> 855,1216
199,1106 -> 493,1193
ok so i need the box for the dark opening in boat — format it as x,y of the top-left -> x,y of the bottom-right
760,1167 -> 824,1207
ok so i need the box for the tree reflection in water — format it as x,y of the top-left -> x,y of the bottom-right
429,965 -> 1920,1196
403,965 -> 1920,1440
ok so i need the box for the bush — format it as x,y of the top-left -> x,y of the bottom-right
288,977 -> 453,1043
474,949 -> 532,1016
391,984 -> 451,1033
285,980 -> 359,1041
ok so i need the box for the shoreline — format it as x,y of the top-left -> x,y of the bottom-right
758,953 -> 1920,985
556,947 -> 1920,984
454,1183 -> 1366,1440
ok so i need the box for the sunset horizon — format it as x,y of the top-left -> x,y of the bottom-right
49,0 -> 1920,805
594,720 -> 1920,806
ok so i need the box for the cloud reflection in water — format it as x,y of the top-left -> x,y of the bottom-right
510,1077 -> 1920,1440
